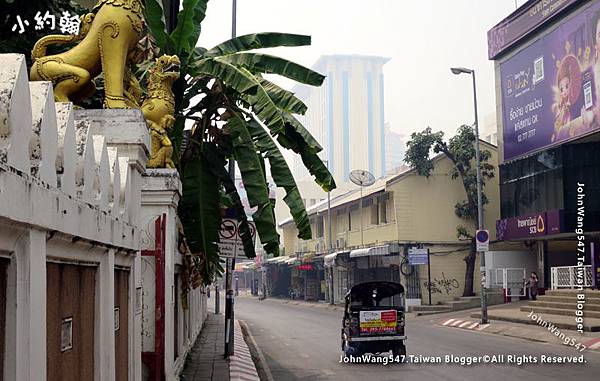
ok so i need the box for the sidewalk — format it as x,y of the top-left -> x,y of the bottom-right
238,293 -> 345,312
180,313 -> 229,381
430,302 -> 600,351
180,312 -> 260,381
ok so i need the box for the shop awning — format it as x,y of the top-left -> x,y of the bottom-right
265,256 -> 292,264
349,245 -> 389,258
285,257 -> 300,265
324,251 -> 350,267
302,253 -> 316,263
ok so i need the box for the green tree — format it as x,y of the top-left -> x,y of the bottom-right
144,0 -> 335,285
404,125 -> 494,297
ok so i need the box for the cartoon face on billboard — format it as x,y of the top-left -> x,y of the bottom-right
500,1 -> 600,161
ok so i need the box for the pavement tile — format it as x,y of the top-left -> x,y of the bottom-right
181,312 -> 231,381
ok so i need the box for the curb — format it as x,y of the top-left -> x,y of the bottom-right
239,320 -> 275,381
438,318 -> 600,352
230,320 -> 261,381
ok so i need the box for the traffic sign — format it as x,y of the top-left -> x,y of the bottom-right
408,248 -> 429,265
476,229 -> 490,252
217,218 -> 256,258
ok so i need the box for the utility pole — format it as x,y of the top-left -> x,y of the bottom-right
451,67 -> 488,324
325,160 -> 334,304
224,0 -> 238,358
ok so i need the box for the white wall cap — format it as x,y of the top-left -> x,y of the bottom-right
0,53 -> 32,174
29,81 -> 58,186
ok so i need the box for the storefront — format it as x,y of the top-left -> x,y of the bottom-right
490,0 -> 600,290
324,251 -> 351,304
348,246 -> 400,285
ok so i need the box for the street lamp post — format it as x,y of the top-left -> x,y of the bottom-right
224,0 -> 238,358
324,160 -> 333,304
450,67 -> 488,324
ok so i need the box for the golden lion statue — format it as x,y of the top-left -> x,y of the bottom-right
142,55 -> 181,168
30,0 -> 145,108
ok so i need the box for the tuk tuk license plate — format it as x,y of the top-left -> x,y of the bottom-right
359,310 -> 397,334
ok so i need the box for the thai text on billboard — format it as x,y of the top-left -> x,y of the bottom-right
488,0 -> 579,59
500,0 -> 600,161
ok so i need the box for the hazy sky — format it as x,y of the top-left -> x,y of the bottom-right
198,0 -> 520,140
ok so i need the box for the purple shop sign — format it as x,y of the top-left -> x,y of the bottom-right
500,0 -> 600,161
496,210 -> 564,240
488,0 -> 580,60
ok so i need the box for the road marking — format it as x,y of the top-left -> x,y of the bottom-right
584,338 -> 600,350
450,320 -> 464,327
468,322 -> 479,329
322,369 -> 336,376
442,319 -> 456,326
459,321 -> 472,328
476,324 -> 490,331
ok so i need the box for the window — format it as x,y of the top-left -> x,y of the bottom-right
315,216 -> 324,238
380,198 -> 388,224
499,147 -> 563,218
370,201 -> 379,225
348,210 -> 352,231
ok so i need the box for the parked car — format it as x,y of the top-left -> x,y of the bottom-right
341,281 -> 407,357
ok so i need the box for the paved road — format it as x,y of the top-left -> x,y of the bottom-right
235,297 -> 600,381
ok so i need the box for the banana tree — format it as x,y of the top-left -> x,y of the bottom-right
144,0 -> 335,285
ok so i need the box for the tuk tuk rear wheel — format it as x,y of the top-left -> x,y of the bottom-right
392,343 -> 406,358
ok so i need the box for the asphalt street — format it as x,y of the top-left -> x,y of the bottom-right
234,297 -> 600,381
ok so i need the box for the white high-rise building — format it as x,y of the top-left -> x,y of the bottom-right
292,54 -> 390,184
384,123 -> 405,174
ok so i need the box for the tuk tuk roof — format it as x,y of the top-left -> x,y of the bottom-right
345,281 -> 404,300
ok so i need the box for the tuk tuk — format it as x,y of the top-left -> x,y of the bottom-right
341,281 -> 406,357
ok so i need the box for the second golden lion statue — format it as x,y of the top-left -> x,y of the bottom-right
142,55 -> 181,169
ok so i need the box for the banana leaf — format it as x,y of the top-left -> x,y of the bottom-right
238,67 -> 286,134
297,149 -> 336,192
201,143 -> 256,258
256,77 -> 307,115
227,114 -> 280,255
192,58 -> 259,95
170,0 -> 209,57
246,118 -> 311,239
279,112 -> 322,153
276,118 -> 335,192
219,53 -> 325,86
144,0 -> 171,53
205,33 -> 312,57
179,154 -> 221,266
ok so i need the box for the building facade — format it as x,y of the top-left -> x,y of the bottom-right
384,123 -> 406,174
280,142 -> 518,305
292,54 -> 390,183
0,54 -> 207,381
489,0 -> 600,290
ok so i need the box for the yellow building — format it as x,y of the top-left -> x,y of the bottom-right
280,141 -> 520,304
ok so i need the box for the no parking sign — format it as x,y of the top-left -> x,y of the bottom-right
217,218 -> 256,258
476,230 -> 489,252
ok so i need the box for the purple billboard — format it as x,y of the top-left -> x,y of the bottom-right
500,0 -> 600,161
488,0 -> 580,59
